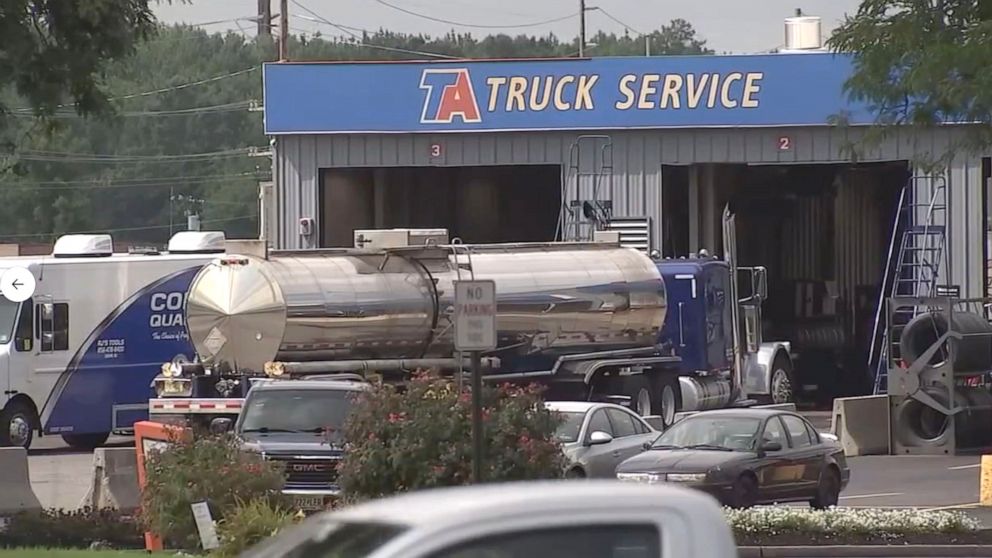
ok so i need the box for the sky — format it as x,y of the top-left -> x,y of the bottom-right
153,0 -> 864,55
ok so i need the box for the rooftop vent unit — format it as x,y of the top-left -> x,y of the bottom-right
52,234 -> 114,258
167,231 -> 227,254
128,245 -> 162,255
782,10 -> 823,53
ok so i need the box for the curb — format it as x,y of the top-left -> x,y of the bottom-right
738,546 -> 992,557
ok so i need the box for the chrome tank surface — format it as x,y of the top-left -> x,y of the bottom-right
185,243 -> 667,373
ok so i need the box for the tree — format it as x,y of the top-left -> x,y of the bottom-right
828,0 -> 992,165
0,1 -> 159,156
0,19 -> 712,244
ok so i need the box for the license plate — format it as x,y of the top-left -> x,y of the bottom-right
293,495 -> 326,511
162,380 -> 187,394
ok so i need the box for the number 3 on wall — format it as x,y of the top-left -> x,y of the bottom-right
430,144 -> 442,157
778,136 -> 791,151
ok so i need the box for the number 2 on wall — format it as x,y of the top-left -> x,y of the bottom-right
778,136 -> 791,151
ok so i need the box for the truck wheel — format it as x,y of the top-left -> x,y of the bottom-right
0,401 -> 36,449
651,374 -> 681,429
756,355 -> 795,406
619,375 -> 653,416
61,432 -> 111,451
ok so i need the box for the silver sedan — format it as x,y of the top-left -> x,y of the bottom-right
547,401 -> 659,479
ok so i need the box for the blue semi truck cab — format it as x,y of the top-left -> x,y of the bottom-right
654,254 -> 794,411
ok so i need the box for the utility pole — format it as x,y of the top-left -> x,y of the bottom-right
645,36 -> 651,56
278,0 -> 289,61
257,0 -> 272,36
578,0 -> 587,57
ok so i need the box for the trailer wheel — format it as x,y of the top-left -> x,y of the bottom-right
619,375 -> 653,416
652,375 -> 682,429
0,400 -> 36,449
61,432 -> 110,451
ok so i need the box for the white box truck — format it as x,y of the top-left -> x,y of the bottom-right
0,231 -> 227,449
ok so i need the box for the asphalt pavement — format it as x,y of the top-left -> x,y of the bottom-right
20,411 -> 989,516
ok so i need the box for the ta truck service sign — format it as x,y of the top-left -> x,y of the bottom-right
42,267 -> 201,435
262,53 -> 877,134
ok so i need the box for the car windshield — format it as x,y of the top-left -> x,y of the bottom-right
238,388 -> 360,442
0,297 -> 19,345
552,411 -> 585,443
241,519 -> 407,558
653,416 -> 762,451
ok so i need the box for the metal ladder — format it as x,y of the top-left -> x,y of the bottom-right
557,135 -> 614,242
869,175 -> 947,394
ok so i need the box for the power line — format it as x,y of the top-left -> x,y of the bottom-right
0,171 -> 263,187
10,101 -> 254,119
290,3 -> 460,59
8,67 -> 259,113
0,173 -> 265,191
0,214 -> 257,240
289,21 -> 459,59
370,0 -> 578,29
14,147 -> 261,164
595,8 -> 646,37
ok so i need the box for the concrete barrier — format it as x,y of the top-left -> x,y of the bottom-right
79,447 -> 141,511
830,395 -> 891,456
0,447 -> 42,515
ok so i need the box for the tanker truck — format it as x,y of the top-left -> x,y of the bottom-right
149,207 -> 795,430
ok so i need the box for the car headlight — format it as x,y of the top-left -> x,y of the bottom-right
666,473 -> 707,483
616,472 -> 665,484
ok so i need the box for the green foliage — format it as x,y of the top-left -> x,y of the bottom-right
0,1 -> 157,134
827,0 -> 992,167
214,498 -> 300,558
0,508 -> 143,550
0,18 -> 711,244
338,372 -> 568,501
140,432 -> 288,551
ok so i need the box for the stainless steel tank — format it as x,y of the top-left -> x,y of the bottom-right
185,243 -> 667,373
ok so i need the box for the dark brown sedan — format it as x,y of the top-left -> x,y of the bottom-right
615,408 -> 850,509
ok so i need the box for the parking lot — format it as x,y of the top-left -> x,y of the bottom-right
26,411 -> 986,517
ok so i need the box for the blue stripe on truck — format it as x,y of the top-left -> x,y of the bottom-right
41,266 -> 203,435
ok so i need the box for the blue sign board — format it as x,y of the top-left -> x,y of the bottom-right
262,53 -> 877,134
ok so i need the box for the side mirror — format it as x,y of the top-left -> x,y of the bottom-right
641,441 -> 653,451
752,267 -> 768,301
209,418 -> 233,434
760,441 -> 782,453
587,431 -> 614,446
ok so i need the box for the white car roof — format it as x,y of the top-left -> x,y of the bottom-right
544,400 -> 634,414
325,480 -> 720,530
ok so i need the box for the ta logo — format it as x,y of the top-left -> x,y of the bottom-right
419,68 -> 482,124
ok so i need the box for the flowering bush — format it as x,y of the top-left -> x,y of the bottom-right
725,506 -> 981,539
338,371 -> 568,501
141,433 -> 288,551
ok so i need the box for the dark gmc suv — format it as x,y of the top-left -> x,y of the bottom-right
225,375 -> 370,512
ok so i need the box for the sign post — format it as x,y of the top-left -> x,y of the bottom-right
454,279 -> 497,484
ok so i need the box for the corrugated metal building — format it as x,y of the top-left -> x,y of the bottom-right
261,51 -> 989,398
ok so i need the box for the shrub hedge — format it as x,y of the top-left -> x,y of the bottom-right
337,371 -> 568,501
